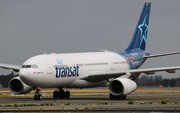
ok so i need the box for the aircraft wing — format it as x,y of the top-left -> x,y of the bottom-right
80,66 -> 180,82
0,63 -> 21,72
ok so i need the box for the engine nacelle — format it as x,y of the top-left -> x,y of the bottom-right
109,78 -> 137,96
8,77 -> 33,94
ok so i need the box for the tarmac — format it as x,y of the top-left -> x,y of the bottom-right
0,87 -> 180,112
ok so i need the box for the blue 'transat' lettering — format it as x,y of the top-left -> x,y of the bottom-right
55,65 -> 79,78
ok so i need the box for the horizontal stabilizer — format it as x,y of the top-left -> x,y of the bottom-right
143,51 -> 180,59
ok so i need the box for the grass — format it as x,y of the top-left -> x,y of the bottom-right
140,102 -> 145,104
128,100 -> 134,104
102,102 -> 108,105
13,104 -> 18,106
65,102 -> 70,105
161,100 -> 167,104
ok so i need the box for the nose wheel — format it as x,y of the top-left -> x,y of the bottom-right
53,87 -> 70,99
34,94 -> 42,100
34,87 -> 42,100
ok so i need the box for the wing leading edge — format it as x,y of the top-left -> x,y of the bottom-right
0,63 -> 21,72
80,66 -> 180,82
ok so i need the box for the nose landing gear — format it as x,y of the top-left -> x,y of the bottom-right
34,87 -> 42,100
53,87 -> 70,99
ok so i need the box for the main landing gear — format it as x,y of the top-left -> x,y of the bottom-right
53,87 -> 70,99
110,93 -> 126,100
34,87 -> 42,100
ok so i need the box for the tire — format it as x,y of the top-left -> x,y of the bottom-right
110,93 -> 115,100
53,91 -> 58,99
59,90 -> 65,99
34,94 -> 38,100
38,94 -> 42,100
121,95 -> 126,100
115,96 -> 121,100
65,91 -> 70,99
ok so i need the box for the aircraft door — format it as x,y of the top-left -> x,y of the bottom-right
108,57 -> 114,70
44,60 -> 52,74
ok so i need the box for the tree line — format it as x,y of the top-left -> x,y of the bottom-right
0,72 -> 18,88
135,75 -> 180,87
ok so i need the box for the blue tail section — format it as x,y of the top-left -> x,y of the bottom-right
125,2 -> 151,51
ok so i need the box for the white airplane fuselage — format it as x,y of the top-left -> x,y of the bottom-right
20,51 -> 130,88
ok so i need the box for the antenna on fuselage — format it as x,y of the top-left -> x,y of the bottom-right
100,49 -> 109,52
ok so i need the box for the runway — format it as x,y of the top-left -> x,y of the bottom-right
0,87 -> 180,112
0,87 -> 180,103
0,93 -> 180,103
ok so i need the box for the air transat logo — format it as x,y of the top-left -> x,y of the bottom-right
55,65 -> 79,78
55,59 -> 79,78
138,14 -> 148,48
56,59 -> 63,65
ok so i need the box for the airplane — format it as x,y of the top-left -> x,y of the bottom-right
1,2 -> 180,100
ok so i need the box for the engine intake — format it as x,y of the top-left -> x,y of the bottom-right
109,78 -> 137,96
8,77 -> 33,94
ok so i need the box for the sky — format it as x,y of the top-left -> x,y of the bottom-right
0,0 -> 180,79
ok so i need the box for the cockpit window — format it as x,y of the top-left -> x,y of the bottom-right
25,65 -> 31,68
21,64 -> 38,68
21,65 -> 25,68
32,64 -> 38,68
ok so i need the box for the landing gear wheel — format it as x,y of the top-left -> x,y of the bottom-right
121,95 -> 126,100
110,93 -> 115,99
34,94 -> 38,100
34,94 -> 42,100
53,91 -> 58,99
38,94 -> 42,100
34,87 -> 42,100
53,87 -> 71,99
65,91 -> 70,99
59,90 -> 65,99
115,96 -> 121,100
110,93 -> 127,100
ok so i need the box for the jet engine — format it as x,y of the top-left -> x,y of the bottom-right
8,77 -> 33,94
109,77 -> 137,96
